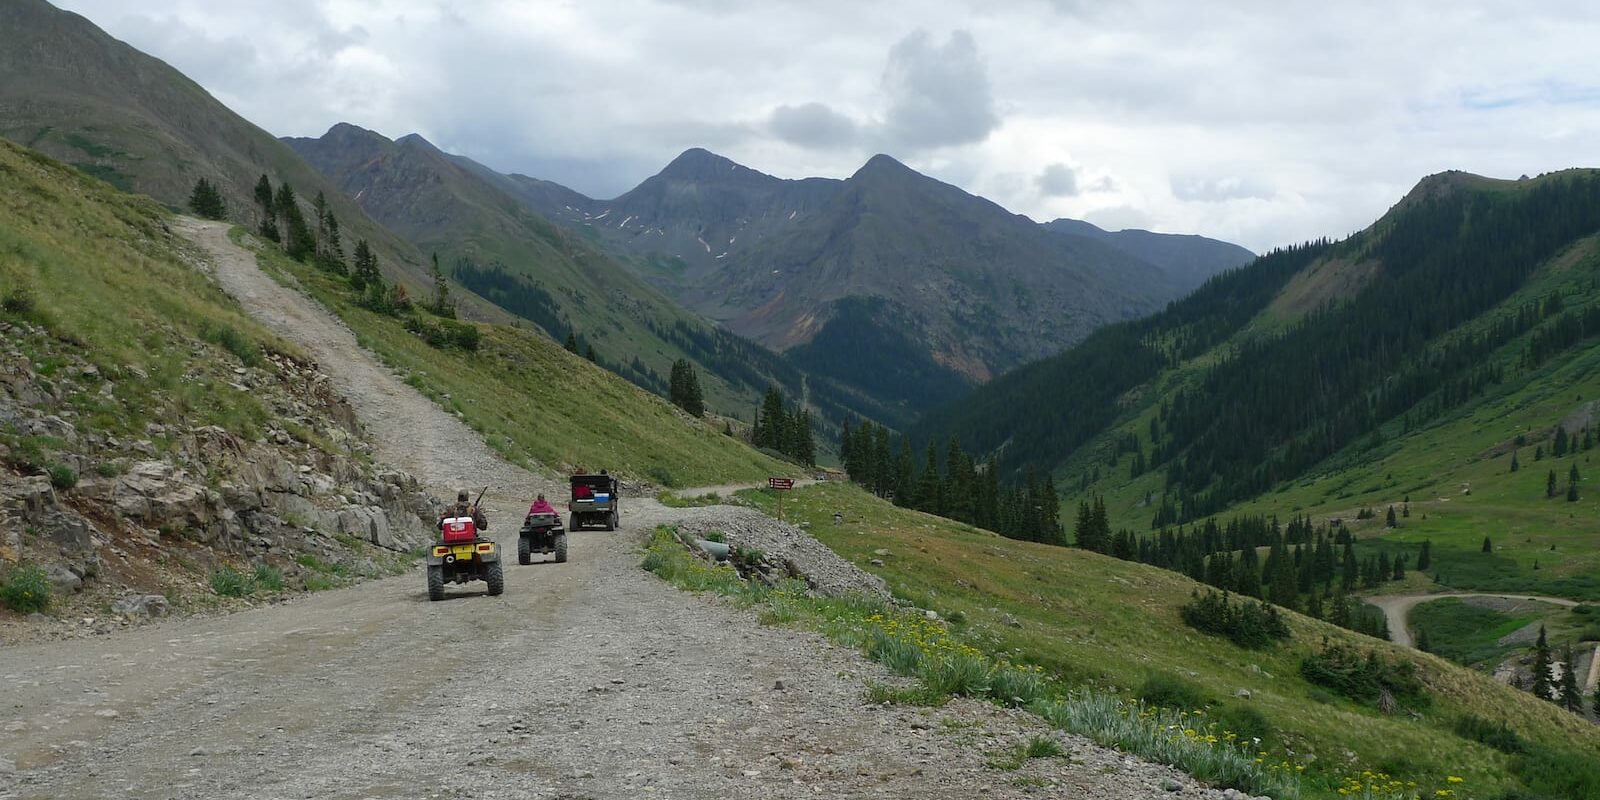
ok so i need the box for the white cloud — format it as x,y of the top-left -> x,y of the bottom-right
52,0 -> 1600,251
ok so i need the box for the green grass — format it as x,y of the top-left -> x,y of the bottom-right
1410,598 -> 1556,667
0,138 -> 282,445
731,482 -> 1600,799
239,231 -> 795,488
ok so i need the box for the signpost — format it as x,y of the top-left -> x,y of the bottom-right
768,477 -> 794,519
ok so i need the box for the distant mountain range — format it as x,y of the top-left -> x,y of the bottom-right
489,148 -> 1254,408
0,0 -> 1253,429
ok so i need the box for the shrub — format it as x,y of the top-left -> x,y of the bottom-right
209,566 -> 255,597
1299,639 -> 1427,710
989,665 -> 1050,708
1453,713 -> 1527,754
1214,703 -> 1274,749
1137,671 -> 1210,711
199,321 -> 261,367
2,288 -> 36,315
48,464 -> 77,490
252,564 -> 284,592
0,564 -> 52,612
1180,589 -> 1291,649
1022,735 -> 1064,759
918,652 -> 991,697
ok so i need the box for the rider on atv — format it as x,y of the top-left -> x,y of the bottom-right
441,488 -> 488,532
527,493 -> 557,517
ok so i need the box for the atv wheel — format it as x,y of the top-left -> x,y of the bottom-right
569,513 -> 579,532
427,565 -> 444,601
518,537 -> 531,565
554,534 -> 568,563
604,511 -> 617,532
485,561 -> 504,596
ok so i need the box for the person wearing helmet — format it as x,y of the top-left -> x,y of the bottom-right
440,488 -> 488,532
527,492 -> 557,517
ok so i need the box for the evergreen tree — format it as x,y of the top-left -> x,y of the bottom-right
1559,647 -> 1584,711
1568,482 -> 1580,502
1482,536 -> 1493,553
917,440 -> 943,514
585,344 -> 596,362
1571,463 -> 1582,484
667,359 -> 704,417
1547,469 -> 1559,498
188,178 -> 226,220
893,439 -> 916,506
1341,540 -> 1358,591
794,409 -> 816,467
565,332 -> 579,353
429,253 -> 455,318
1510,450 -> 1520,472
350,239 -> 380,290
1385,505 -> 1397,528
1417,628 -> 1431,653
1555,426 -> 1569,457
1535,445 -> 1545,461
755,386 -> 786,452
1392,554 -> 1405,581
1329,584 -> 1352,628
1531,625 -> 1553,700
1417,540 -> 1432,571
254,174 -> 280,242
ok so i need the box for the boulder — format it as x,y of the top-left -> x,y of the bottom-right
46,563 -> 83,593
112,594 -> 171,619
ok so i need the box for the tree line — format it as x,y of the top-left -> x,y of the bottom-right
840,420 -> 1063,544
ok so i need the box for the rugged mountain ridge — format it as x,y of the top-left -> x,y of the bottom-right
283,124 -> 895,428
1041,218 -> 1255,292
491,147 -> 1250,412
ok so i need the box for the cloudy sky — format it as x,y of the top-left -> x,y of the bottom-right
55,0 -> 1600,252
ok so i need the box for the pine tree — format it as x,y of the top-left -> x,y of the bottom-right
1568,482 -> 1580,502
755,386 -> 786,452
1510,450 -> 1520,472
1531,625 -> 1553,701
1392,554 -> 1405,581
1482,536 -> 1493,553
1341,540 -> 1358,591
564,332 -> 578,353
1329,584 -> 1351,628
1548,469 -> 1559,498
1535,445 -> 1545,461
350,239 -> 380,290
429,253 -> 455,318
254,174 -> 280,242
667,359 -> 704,417
188,178 -> 226,220
1571,463 -> 1582,484
1417,540 -> 1432,571
1385,505 -> 1397,527
585,344 -> 596,362
794,409 -> 816,467
1559,647 -> 1584,711
1417,628 -> 1431,652
1555,427 -> 1569,457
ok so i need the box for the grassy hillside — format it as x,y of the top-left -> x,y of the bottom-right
239,229 -> 796,488
0,138 -> 286,441
736,482 -> 1600,799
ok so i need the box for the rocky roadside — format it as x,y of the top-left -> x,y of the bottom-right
1,319 -> 440,642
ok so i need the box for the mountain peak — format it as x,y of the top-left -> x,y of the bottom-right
657,147 -> 741,180
855,153 -> 915,178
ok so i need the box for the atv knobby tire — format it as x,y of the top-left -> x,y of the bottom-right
569,513 -> 578,532
518,537 -> 531,565
554,533 -> 568,563
427,564 -> 444,601
485,561 -> 504,596
605,511 -> 617,532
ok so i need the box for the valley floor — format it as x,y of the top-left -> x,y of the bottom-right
0,223 -> 1252,799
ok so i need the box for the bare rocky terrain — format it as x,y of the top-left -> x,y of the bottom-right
0,220 -> 1261,799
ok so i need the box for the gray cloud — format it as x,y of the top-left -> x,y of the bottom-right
1170,175 -> 1275,203
879,29 -> 998,150
769,102 -> 859,149
51,0 -> 1600,252
1035,163 -> 1079,197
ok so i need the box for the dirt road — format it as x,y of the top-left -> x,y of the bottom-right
1368,592 -> 1579,648
0,221 -> 1246,799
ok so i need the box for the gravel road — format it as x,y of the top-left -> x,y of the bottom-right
1368,592 -> 1579,648
0,220 -> 1256,799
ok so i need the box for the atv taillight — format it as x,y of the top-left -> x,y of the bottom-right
476,543 -> 493,552
432,546 -> 450,557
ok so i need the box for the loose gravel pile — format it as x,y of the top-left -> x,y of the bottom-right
671,506 -> 890,599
